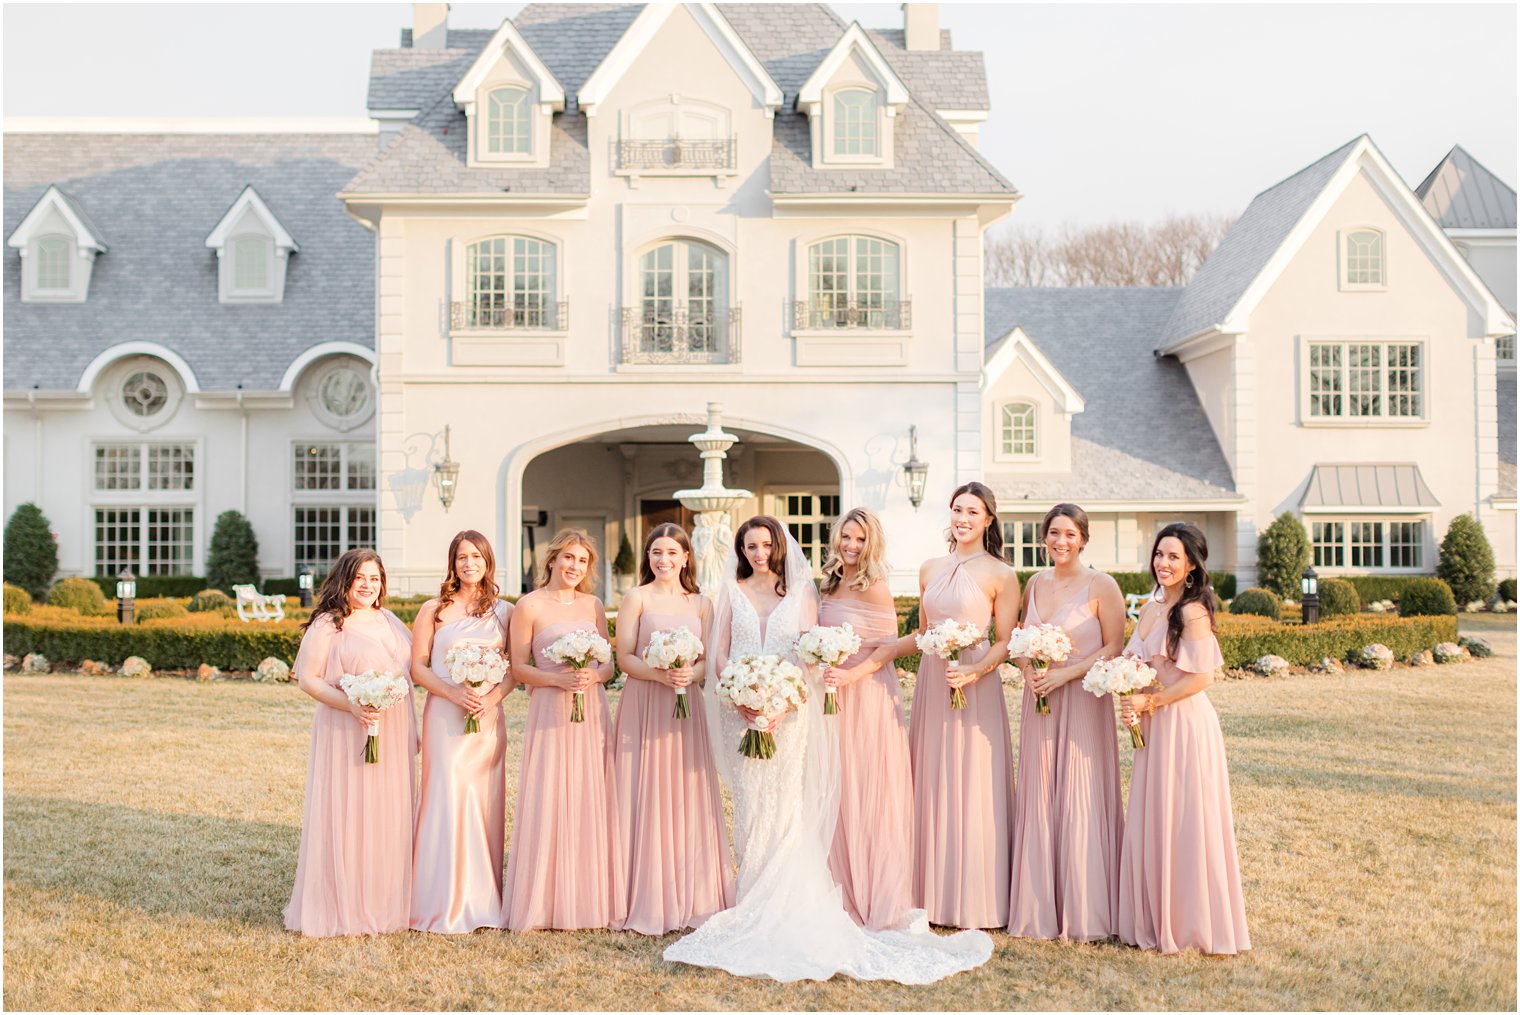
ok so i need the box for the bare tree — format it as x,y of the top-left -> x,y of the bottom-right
985,213 -> 1235,288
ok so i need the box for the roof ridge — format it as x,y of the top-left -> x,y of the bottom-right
1247,134 -> 1364,201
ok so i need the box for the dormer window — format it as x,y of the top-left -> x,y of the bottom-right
452,19 -> 564,169
35,236 -> 73,291
832,89 -> 879,157
205,186 -> 297,304
797,23 -> 909,170
232,236 -> 273,294
7,185 -> 107,303
1340,227 -> 1386,290
487,87 -> 531,155
1000,401 -> 1038,458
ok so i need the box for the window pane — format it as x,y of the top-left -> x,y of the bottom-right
1385,343 -> 1422,417
37,236 -> 71,289
294,507 -> 343,573
1312,521 -> 1344,568
347,507 -> 376,552
148,444 -> 195,491
832,90 -> 877,156
808,238 -> 850,327
639,244 -> 675,351
1346,229 -> 1384,285
95,445 -> 142,491
1348,344 -> 1382,417
1498,335 -> 1515,363
294,444 -> 343,491
1309,344 -> 1343,417
853,237 -> 899,327
95,508 -> 141,576
487,87 -> 530,154
1000,402 -> 1037,456
1349,521 -> 1383,568
686,242 -> 718,352
144,509 -> 194,576
233,236 -> 269,290
1388,520 -> 1423,569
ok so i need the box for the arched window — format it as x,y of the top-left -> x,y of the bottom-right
35,235 -> 71,290
637,240 -> 728,354
832,89 -> 878,156
806,236 -> 902,328
487,87 -> 531,155
1000,401 -> 1037,457
1344,228 -> 1384,286
466,236 -> 557,329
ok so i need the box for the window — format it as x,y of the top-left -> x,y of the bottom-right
293,441 -> 376,574
832,89 -> 878,157
1343,229 -> 1385,287
636,240 -> 728,354
313,363 -> 373,429
774,493 -> 840,572
93,508 -> 194,576
1311,521 -> 1344,568
36,235 -> 71,290
805,236 -> 902,329
1306,341 -> 1424,420
293,506 -> 377,573
293,443 -> 375,492
465,236 -> 557,329
486,87 -> 531,155
93,443 -> 195,492
999,402 -> 1037,457
232,236 -> 270,292
1498,335 -> 1515,365
1310,517 -> 1425,571
122,371 -> 169,418
1001,520 -> 1044,569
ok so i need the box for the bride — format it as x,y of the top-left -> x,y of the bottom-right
663,516 -> 992,983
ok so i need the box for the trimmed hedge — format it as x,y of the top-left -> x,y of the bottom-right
1398,577 -> 1457,617
134,598 -> 189,622
1230,588 -> 1282,619
1501,578 -> 1517,604
88,575 -> 207,599
189,589 -> 236,616
4,582 -> 33,615
48,577 -> 110,616
1211,613 -> 1457,669
1317,578 -> 1360,618
1342,575 -> 1436,605
3,614 -> 302,670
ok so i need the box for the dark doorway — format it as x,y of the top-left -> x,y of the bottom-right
639,499 -> 695,545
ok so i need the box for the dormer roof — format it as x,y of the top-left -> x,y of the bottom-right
205,184 -> 298,251
451,17 -> 566,115
7,184 -> 107,252
1415,145 -> 1517,231
797,22 -> 910,114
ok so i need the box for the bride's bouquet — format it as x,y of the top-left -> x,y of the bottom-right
916,619 -> 987,710
338,669 -> 411,763
541,628 -> 612,723
643,626 -> 704,719
1081,655 -> 1158,748
716,653 -> 808,760
795,623 -> 862,715
443,642 -> 509,733
1007,623 -> 1074,715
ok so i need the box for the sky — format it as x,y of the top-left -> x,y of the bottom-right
3,2 -> 1515,230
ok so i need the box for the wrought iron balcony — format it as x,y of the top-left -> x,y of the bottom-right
451,300 -> 569,332
616,137 -> 737,173
791,298 -> 911,331
619,307 -> 741,365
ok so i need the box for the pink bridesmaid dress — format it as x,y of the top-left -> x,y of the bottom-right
908,557 -> 1015,929
1007,571 -> 1123,940
284,609 -> 417,937
411,600 -> 512,933
611,610 -> 734,935
1118,618 -> 1250,955
501,601 -> 627,931
821,596 -> 915,931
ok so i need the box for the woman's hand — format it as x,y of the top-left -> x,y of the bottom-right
666,663 -> 694,690
945,661 -> 981,689
565,667 -> 593,693
1120,692 -> 1152,727
736,705 -> 781,733
1030,665 -> 1076,697
348,701 -> 382,727
452,683 -> 483,714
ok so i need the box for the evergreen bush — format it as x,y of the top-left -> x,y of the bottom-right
1499,578 -> 1517,604
1343,575 -> 1434,606
1256,513 -> 1310,599
4,503 -> 58,599
613,534 -> 636,576
1436,514 -> 1496,606
1317,578 -> 1361,618
1230,587 -> 1282,619
1397,577 -> 1457,617
4,583 -> 33,615
135,598 -> 189,622
188,589 -> 236,616
47,577 -> 110,616
206,511 -> 262,590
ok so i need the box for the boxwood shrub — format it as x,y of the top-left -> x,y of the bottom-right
1211,613 -> 1457,669
48,577 -> 111,616
1397,577 -> 1457,617
1230,588 -> 1282,619
1317,578 -> 1361,617
4,582 -> 33,615
1499,578 -> 1517,604
1342,575 -> 1435,606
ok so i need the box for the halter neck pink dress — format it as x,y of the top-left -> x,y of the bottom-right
908,556 -> 1014,929
411,600 -> 512,933
1117,610 -> 1250,955
821,593 -> 915,931
611,606 -> 734,935
284,609 -> 417,937
1006,570 -> 1123,940
501,596 -> 627,931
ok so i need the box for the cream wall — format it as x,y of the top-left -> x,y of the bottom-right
1457,240 -> 1517,313
1181,343 -> 1237,474
982,353 -> 1073,474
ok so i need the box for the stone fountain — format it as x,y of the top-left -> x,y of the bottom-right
674,402 -> 751,595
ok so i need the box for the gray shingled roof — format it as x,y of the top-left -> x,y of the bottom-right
1416,145 -> 1517,230
4,132 -> 375,392
866,28 -> 989,110
983,287 -> 1238,502
1160,136 -> 1362,347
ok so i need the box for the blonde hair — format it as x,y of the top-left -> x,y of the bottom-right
537,527 -> 598,593
820,506 -> 889,596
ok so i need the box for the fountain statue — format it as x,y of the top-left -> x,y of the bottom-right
674,402 -> 752,595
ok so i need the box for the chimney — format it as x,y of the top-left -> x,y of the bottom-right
902,3 -> 940,51
413,3 -> 449,49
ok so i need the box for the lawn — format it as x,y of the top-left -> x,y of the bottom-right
3,616 -> 1515,1011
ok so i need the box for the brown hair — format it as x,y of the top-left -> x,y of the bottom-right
820,506 -> 889,596
946,481 -> 1004,558
1149,521 -> 1216,657
735,515 -> 788,597
303,547 -> 387,632
437,529 -> 498,622
639,522 -> 700,595
1041,502 -> 1090,547
537,527 -> 598,593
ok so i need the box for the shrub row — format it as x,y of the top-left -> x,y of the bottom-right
1210,613 -> 1458,669
4,615 -> 303,670
1342,575 -> 1438,605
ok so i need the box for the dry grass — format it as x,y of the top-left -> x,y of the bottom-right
4,617 -> 1515,1010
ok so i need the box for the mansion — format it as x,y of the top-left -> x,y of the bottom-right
4,2 -> 1515,597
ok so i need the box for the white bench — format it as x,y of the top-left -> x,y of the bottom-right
1124,593 -> 1150,620
232,584 -> 286,623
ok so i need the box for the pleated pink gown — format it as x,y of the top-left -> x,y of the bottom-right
1007,572 -> 1123,940
1118,623 -> 1250,955
908,558 -> 1015,929
821,596 -> 915,931
284,609 -> 417,937
411,602 -> 512,933
611,611 -> 734,935
501,609 -> 627,931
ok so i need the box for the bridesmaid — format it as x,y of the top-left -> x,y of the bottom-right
819,507 -> 915,931
909,481 -> 1020,929
501,528 -> 627,931
409,530 -> 515,933
611,522 -> 734,935
284,548 -> 417,937
1118,522 -> 1250,955
1007,503 -> 1126,941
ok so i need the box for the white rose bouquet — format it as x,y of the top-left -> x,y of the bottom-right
916,619 -> 988,710
643,626 -> 705,719
795,622 -> 862,715
716,653 -> 808,760
541,628 -> 613,723
338,669 -> 411,763
1081,655 -> 1159,748
443,641 -> 510,733
1007,623 -> 1074,715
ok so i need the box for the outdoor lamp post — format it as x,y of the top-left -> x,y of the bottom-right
903,425 -> 930,510
297,565 -> 314,608
433,424 -> 460,511
116,568 -> 137,625
1301,566 -> 1320,625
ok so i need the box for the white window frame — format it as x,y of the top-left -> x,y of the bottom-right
1000,518 -> 1045,570
291,440 -> 377,495
1300,336 -> 1429,426
292,504 -> 378,575
1339,227 -> 1387,291
230,234 -> 275,297
802,234 -> 905,332
486,86 -> 532,156
1308,515 -> 1429,574
1497,334 -> 1516,367
463,235 -> 558,330
819,83 -> 891,168
34,234 -> 74,292
830,88 -> 879,159
995,400 -> 1039,461
92,442 -> 196,493
767,489 -> 841,573
88,438 -> 202,577
469,73 -> 547,167
634,238 -> 730,352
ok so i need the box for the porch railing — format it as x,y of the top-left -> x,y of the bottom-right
618,307 -> 741,365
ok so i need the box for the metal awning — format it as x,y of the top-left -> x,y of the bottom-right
1299,464 -> 1440,513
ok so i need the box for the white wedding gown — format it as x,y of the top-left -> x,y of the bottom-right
663,545 -> 992,984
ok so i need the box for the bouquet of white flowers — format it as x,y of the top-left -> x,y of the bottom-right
541,628 -> 613,723
1007,623 -> 1074,715
916,619 -> 987,710
444,641 -> 510,733
716,653 -> 808,760
795,623 -> 862,715
338,669 -> 411,763
643,626 -> 705,719
1081,655 -> 1159,748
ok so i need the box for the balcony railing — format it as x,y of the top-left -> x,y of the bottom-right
451,300 -> 569,332
616,137 -> 737,173
619,307 -> 741,365
791,298 -> 911,331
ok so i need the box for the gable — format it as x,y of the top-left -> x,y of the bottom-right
451,18 -> 565,116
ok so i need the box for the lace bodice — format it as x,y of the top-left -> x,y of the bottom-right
728,579 -> 804,658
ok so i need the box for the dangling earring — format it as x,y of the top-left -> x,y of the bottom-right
1185,573 -> 1195,589
1152,584 -> 1165,603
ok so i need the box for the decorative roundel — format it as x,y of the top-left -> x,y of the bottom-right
309,359 -> 374,432
122,371 -> 169,417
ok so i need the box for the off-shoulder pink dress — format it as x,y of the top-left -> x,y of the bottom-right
501,600 -> 627,931
821,594 -> 914,931
411,601 -> 512,933
284,609 -> 417,937
1007,571 -> 1124,940
908,557 -> 1015,929
1118,616 -> 1250,955
611,608 -> 734,935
